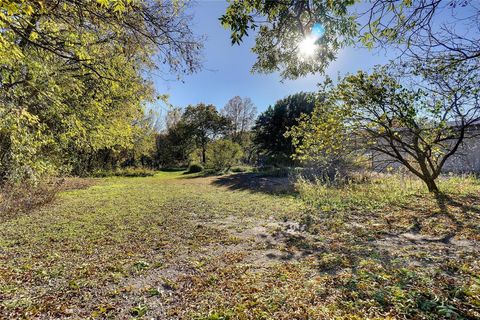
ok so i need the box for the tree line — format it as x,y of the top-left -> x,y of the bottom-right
0,0 -> 201,183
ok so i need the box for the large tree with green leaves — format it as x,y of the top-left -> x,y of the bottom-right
0,0 -> 202,182
253,92 -> 315,165
180,104 -> 230,164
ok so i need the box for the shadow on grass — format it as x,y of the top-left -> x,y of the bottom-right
426,192 -> 480,243
211,172 -> 296,195
396,192 -> 480,244
257,204 -> 478,318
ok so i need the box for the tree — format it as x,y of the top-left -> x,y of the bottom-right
286,81 -> 355,180
181,104 -> 230,164
288,63 -> 480,192
0,0 -> 202,81
0,0 -> 203,182
221,0 -> 479,79
206,139 -> 244,171
359,0 -> 479,69
155,122 -> 194,167
253,92 -> 316,165
221,96 -> 257,144
220,0 -> 356,79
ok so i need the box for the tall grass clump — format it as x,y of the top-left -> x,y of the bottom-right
296,173 -> 427,213
0,178 -> 63,219
297,172 -> 480,214
436,173 -> 480,195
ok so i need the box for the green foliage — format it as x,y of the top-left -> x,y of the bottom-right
287,81 -> 352,163
187,162 -> 204,174
0,108 -> 54,183
155,104 -> 231,168
206,139 -> 243,172
253,92 -> 316,165
286,80 -> 360,180
0,0 -> 202,183
220,0 -> 357,79
221,1 -> 479,79
156,120 -> 194,168
180,104 -> 230,163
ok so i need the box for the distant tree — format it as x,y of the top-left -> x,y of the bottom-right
206,139 -> 244,171
181,104 -> 230,164
238,131 -> 258,165
155,121 -> 193,167
253,92 -> 316,165
289,62 -> 480,192
222,96 -> 257,143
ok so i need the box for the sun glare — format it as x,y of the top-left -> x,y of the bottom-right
298,35 -> 317,58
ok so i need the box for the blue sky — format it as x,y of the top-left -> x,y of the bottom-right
153,0 -> 391,114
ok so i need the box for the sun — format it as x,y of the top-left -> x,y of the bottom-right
298,35 -> 317,58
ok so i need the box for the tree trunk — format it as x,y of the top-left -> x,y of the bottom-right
417,157 -> 439,193
202,147 -> 206,164
423,177 -> 439,193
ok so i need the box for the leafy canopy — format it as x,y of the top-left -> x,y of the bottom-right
0,0 -> 202,182
221,0 -> 480,79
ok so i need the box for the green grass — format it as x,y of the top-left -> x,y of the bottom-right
0,172 -> 479,319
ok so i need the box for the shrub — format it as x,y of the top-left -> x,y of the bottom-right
187,163 -> 204,173
230,166 -> 252,173
206,139 -> 243,172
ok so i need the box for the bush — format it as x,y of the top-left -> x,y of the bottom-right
230,166 -> 252,173
187,163 -> 204,173
92,167 -> 155,178
206,139 -> 243,172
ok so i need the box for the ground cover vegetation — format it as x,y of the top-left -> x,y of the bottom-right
0,172 -> 479,319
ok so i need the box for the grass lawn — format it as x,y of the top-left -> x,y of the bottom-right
0,171 -> 479,319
